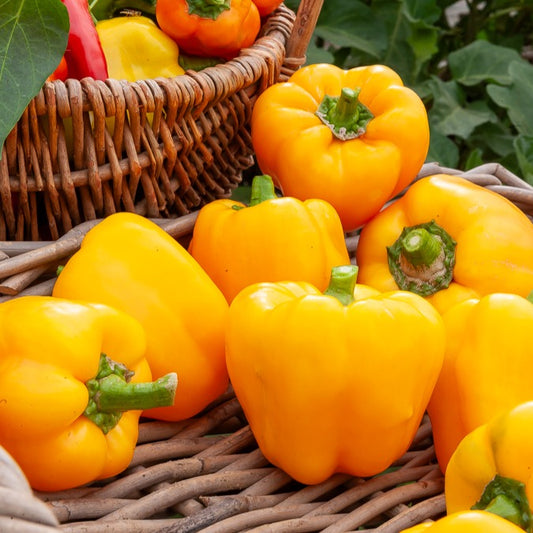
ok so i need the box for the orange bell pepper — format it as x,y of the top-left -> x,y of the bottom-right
428,292 -> 533,473
401,511 -> 527,533
0,296 -> 177,492
226,265 -> 445,485
188,174 -> 350,302
155,0 -> 261,59
356,174 -> 533,314
251,63 -> 430,231
52,212 -> 229,422
445,401 -> 533,531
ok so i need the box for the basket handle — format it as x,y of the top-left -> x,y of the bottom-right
285,0 -> 324,61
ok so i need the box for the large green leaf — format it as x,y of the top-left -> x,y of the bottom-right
0,0 -> 69,152
487,61 -> 533,137
448,40 -> 525,86
514,135 -> 533,185
428,77 -> 496,139
314,0 -> 387,60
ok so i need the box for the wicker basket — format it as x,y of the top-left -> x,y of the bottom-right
0,0 -> 322,242
1,162 -> 533,532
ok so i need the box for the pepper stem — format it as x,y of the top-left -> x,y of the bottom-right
387,220 -> 457,297
471,474 -> 532,532
249,175 -> 278,206
186,0 -> 230,19
324,265 -> 358,306
84,354 -> 177,434
527,290 -> 533,304
315,87 -> 374,140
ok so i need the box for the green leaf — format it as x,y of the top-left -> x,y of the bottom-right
464,148 -> 484,170
0,0 -> 69,152
448,40 -> 525,86
487,60 -> 533,137
514,135 -> 533,186
428,77 -> 496,139
426,128 -> 460,168
314,0 -> 387,60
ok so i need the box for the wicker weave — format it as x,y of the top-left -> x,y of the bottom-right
0,0 -> 322,242
0,162 -> 532,532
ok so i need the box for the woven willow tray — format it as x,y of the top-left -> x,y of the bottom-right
1,162 -> 533,532
0,0 -> 322,242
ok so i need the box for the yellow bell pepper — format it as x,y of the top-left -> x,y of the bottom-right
0,296 -> 177,492
251,63 -> 430,231
428,292 -> 533,473
52,212 -> 229,422
188,174 -> 351,302
401,511 -> 527,533
445,402 -> 533,532
226,265 -> 445,485
96,15 -> 184,81
356,174 -> 533,314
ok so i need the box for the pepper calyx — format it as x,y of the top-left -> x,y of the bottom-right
315,87 -> 374,141
84,353 -> 177,434
472,474 -> 532,532
387,220 -> 456,297
186,0 -> 230,19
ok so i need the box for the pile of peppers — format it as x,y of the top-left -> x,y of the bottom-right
48,0 -> 285,83
7,26 -> 533,532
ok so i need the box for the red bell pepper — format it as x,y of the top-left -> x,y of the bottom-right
61,0 -> 109,80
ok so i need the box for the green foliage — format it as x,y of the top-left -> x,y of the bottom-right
286,0 -> 533,181
0,0 -> 69,152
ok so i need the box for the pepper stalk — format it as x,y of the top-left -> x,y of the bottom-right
472,474 -> 532,532
84,353 -> 177,434
324,265 -> 358,305
387,220 -> 457,296
315,87 -> 374,140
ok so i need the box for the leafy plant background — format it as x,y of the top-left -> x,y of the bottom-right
284,0 -> 533,184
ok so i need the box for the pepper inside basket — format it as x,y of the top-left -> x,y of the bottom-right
0,0 -> 320,242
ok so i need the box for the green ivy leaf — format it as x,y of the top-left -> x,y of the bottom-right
426,128 -> 460,168
514,135 -> 533,185
449,40 -> 525,86
428,77 -> 496,139
314,0 -> 387,60
487,61 -> 533,137
0,0 -> 69,152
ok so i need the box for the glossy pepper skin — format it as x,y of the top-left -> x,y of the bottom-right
401,511 -> 527,533
427,292 -> 533,474
52,212 -> 229,422
188,174 -> 350,303
156,0 -> 261,60
251,63 -> 429,232
61,0 -> 109,80
445,402 -> 533,532
226,265 -> 445,485
0,296 -> 177,492
96,16 -> 185,82
253,0 -> 283,16
356,174 -> 533,315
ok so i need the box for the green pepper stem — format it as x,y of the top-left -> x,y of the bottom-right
387,220 -> 457,297
249,175 -> 278,206
324,265 -> 358,306
94,373 -> 177,412
186,0 -> 230,19
472,474 -> 532,532
315,87 -> 374,140
527,290 -> 533,304
399,227 -> 443,266
84,354 -> 177,434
